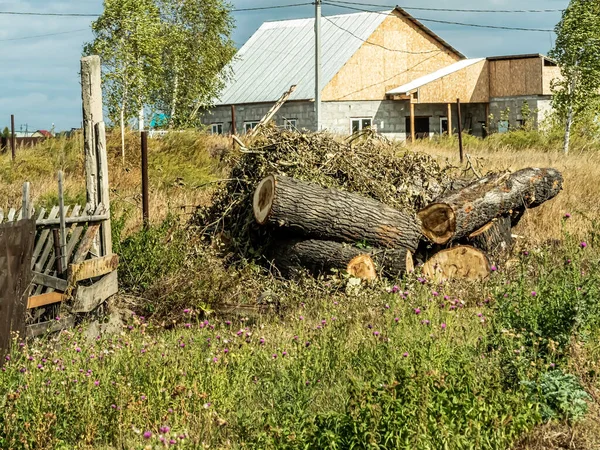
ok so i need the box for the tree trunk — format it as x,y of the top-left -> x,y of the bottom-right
564,104 -> 573,156
418,168 -> 563,244
139,105 -> 144,131
463,215 -> 513,258
270,239 -> 413,280
422,245 -> 490,282
254,175 -> 422,252
170,70 -> 179,128
120,108 -> 126,165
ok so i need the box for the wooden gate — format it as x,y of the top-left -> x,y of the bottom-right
0,219 -> 35,363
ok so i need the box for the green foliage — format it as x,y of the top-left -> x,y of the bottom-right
112,213 -> 187,292
549,0 -> 600,135
522,370 -> 591,421
1,127 -> 9,139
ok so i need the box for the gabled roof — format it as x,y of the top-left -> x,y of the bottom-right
217,10 -> 389,105
386,58 -> 484,95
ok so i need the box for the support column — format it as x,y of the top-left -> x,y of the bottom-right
410,102 -> 415,143
485,103 -> 490,137
447,103 -> 452,136
231,104 -> 237,135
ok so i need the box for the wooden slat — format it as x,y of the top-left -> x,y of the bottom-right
32,272 -> 68,291
32,206 -> 59,265
7,208 -> 16,222
27,292 -> 66,309
0,208 -> 4,223
72,271 -> 118,313
26,315 -> 75,338
64,205 -> 83,262
72,224 -> 100,263
96,121 -> 112,257
68,254 -> 119,284
35,213 -> 109,227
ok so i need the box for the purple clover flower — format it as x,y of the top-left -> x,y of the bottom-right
143,431 -> 152,439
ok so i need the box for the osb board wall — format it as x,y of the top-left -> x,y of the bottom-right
418,59 -> 489,103
321,11 -> 461,102
489,58 -> 543,97
543,66 -> 562,95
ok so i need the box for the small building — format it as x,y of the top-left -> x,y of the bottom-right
202,7 -> 561,140
31,130 -> 52,138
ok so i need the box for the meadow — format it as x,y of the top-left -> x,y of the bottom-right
1,129 -> 600,449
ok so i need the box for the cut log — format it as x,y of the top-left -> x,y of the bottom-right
271,239 -> 377,280
254,175 -> 421,251
418,168 -> 563,244
270,240 -> 414,281
464,215 -> 513,257
422,246 -> 490,281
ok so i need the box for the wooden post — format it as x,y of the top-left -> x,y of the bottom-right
447,103 -> 452,136
141,131 -> 149,228
231,105 -> 236,135
95,121 -> 112,256
10,114 -> 15,160
81,56 -> 103,216
485,103 -> 490,138
457,98 -> 464,164
58,171 -> 68,272
52,229 -> 64,275
410,101 -> 415,143
21,182 -> 30,219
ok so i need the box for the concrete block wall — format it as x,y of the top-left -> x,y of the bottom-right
489,95 -> 553,131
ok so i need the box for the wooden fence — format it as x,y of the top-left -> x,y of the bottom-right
0,219 -> 35,365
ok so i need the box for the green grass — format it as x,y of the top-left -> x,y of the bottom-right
1,223 -> 599,449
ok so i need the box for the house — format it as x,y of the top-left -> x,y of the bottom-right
31,130 -> 52,138
201,7 -> 561,140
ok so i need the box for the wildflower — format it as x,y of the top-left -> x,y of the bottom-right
441,323 -> 447,330
282,351 -> 288,357
170,439 -> 177,445
184,323 -> 191,329
179,343 -> 185,348
143,431 -> 152,439
403,352 -> 408,357
531,291 -> 537,297
564,213 -> 571,219
55,316 -> 61,321
94,380 -> 99,386
4,354 -> 9,361
299,316 -> 304,321
414,308 -> 421,315
394,317 -> 399,322
523,251 -> 529,256
477,313 -> 483,318
37,364 -> 43,370
305,341 -> 310,347
581,241 -> 588,249
432,291 -> 439,297
111,404 -> 117,409
259,338 -> 265,345
373,331 -> 380,337
333,301 -> 339,305
160,426 -> 170,434
421,320 -> 430,325
141,395 -> 147,401
490,265 -> 497,272
321,319 -> 327,325
212,357 -> 218,363
272,354 -> 277,359
75,347 -> 81,353
390,285 -> 400,293
384,304 -> 390,309
223,348 -> 229,354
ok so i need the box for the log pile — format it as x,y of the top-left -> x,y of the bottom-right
198,128 -> 563,282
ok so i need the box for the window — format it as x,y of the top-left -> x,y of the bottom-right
498,120 -> 509,134
350,118 -> 373,133
211,123 -> 223,135
283,118 -> 297,130
440,117 -> 449,135
244,121 -> 260,133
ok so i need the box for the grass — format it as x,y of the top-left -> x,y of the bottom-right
2,128 -> 600,448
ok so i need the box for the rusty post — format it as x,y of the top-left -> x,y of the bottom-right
457,98 -> 464,164
10,114 -> 15,160
141,131 -> 149,228
231,104 -> 236,135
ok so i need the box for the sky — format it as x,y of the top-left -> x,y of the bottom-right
0,0 -> 570,132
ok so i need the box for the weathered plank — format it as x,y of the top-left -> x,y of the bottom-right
27,292 -> 66,309
32,206 -> 59,264
96,121 -> 112,257
72,271 -> 118,313
26,315 -> 75,338
35,212 -> 109,227
72,224 -> 100,263
32,272 -> 68,292
7,208 -> 16,222
68,254 -> 119,284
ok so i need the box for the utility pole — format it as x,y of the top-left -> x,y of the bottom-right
314,0 -> 322,131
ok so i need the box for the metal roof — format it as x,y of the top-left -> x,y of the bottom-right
386,58 -> 484,95
216,10 -> 390,105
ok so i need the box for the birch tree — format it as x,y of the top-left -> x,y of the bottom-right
84,0 -> 161,161
152,0 -> 236,128
549,0 -> 600,155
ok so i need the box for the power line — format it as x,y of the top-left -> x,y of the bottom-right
323,16 -> 438,54
322,2 -> 555,32
325,0 -> 564,13
233,3 -> 314,12
0,28 -> 88,42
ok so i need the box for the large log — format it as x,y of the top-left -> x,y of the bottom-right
463,215 -> 513,257
422,246 -> 490,281
418,168 -> 563,244
254,175 -> 421,251
271,240 -> 413,280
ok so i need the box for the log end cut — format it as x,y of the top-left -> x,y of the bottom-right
253,175 -> 276,225
347,255 -> 377,281
417,203 -> 456,244
422,246 -> 490,282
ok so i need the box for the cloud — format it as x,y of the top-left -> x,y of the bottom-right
0,0 -> 569,131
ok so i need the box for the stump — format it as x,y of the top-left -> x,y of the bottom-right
464,215 -> 513,257
254,175 -> 422,251
418,168 -> 563,244
422,246 -> 490,281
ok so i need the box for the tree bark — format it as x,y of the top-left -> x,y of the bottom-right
254,175 -> 422,252
422,245 -> 490,282
463,215 -> 513,258
270,239 -> 413,280
418,168 -> 563,244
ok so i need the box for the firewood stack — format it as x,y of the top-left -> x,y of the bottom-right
252,168 -> 563,281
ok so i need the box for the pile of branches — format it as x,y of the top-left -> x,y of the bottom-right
197,127 -> 454,260
197,128 -> 564,281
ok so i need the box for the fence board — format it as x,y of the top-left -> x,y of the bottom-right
0,219 -> 35,366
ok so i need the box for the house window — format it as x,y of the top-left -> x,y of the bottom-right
244,121 -> 260,133
498,120 -> 509,134
351,118 -> 373,133
211,123 -> 223,135
283,118 -> 297,130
